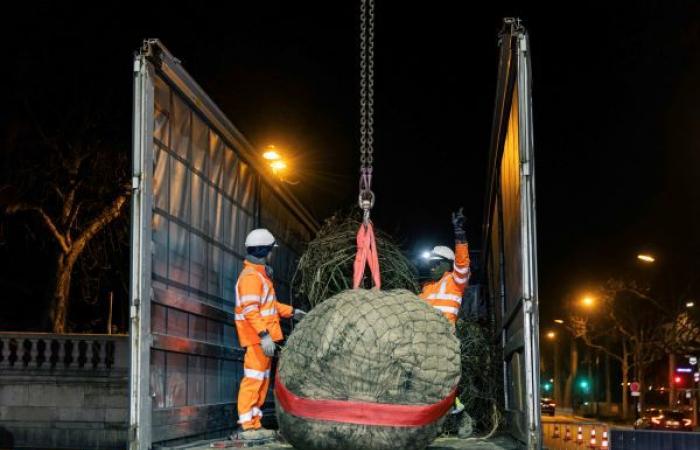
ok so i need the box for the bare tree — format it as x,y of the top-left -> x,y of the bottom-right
1,97 -> 130,333
567,279 -> 672,419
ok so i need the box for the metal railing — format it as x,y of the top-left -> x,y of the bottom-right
0,332 -> 128,371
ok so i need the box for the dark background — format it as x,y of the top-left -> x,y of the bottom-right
1,2 -> 698,329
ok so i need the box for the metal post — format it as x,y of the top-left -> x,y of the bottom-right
693,389 -> 698,427
107,291 -> 113,335
129,52 -> 154,450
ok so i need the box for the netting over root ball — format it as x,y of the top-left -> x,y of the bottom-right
276,289 -> 461,450
293,213 -> 419,308
443,318 -> 503,438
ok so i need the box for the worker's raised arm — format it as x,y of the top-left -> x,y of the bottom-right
451,208 -> 470,292
237,274 -> 267,335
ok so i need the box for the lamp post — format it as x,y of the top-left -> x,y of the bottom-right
546,331 -> 561,406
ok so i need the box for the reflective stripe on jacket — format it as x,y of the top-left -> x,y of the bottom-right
234,260 -> 294,347
419,242 -> 470,324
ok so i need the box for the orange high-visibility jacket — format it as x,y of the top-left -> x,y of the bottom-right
235,261 -> 294,347
419,242 -> 470,324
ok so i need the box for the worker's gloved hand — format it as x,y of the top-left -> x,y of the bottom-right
293,309 -> 307,321
259,332 -> 276,357
452,207 -> 467,242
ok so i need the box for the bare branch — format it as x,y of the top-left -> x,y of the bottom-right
579,334 -> 624,363
71,192 -> 129,258
6,203 -> 70,253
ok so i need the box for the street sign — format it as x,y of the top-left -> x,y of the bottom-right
691,356 -> 698,366
631,381 -> 641,397
677,367 -> 693,373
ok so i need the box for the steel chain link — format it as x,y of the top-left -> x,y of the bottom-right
359,0 -> 375,219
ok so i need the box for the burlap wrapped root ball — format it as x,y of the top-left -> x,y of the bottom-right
276,289 -> 461,450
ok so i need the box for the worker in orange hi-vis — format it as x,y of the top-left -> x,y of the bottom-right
419,208 -> 470,414
233,228 -> 307,441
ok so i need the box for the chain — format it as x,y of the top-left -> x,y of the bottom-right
358,0 -> 375,221
366,0 -> 375,166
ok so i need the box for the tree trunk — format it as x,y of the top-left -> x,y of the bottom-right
605,350 -> 612,405
587,347 -> 594,401
564,339 -> 579,408
553,338 -> 562,405
622,341 -> 629,420
50,252 -> 76,333
639,363 -> 646,413
669,353 -> 676,408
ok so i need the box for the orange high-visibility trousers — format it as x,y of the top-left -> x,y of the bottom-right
237,344 -> 272,430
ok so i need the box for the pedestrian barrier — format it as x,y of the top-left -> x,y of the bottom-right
542,421 -> 608,450
564,425 -> 572,441
589,428 -> 597,449
553,424 -> 561,439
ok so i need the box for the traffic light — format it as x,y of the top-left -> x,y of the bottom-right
543,382 -> 552,392
674,375 -> 683,386
578,379 -> 590,393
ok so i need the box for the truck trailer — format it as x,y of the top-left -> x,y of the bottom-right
129,18 -> 540,450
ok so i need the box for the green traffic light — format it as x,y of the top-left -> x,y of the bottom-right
543,383 -> 552,392
579,379 -> 590,391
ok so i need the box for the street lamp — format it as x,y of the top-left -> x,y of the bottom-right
581,295 -> 595,308
546,331 -> 556,340
687,302 -> 695,308
269,160 -> 287,174
554,319 -> 565,324
637,254 -> 655,263
263,147 -> 282,161
262,145 -> 299,184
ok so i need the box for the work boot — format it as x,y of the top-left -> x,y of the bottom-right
234,429 -> 269,440
255,427 -> 277,439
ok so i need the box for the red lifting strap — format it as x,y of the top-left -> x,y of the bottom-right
275,374 -> 457,427
353,221 -> 381,289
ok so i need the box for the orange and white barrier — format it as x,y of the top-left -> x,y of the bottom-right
564,425 -> 572,441
589,428 -> 598,449
600,430 -> 609,448
552,423 -> 560,439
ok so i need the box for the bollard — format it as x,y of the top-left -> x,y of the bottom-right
600,430 -> 609,449
576,426 -> 584,445
564,425 -> 572,441
553,423 -> 561,439
589,428 -> 598,449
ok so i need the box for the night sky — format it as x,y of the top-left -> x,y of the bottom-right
2,2 -> 699,325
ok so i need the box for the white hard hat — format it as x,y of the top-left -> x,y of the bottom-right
245,228 -> 277,248
430,245 -> 455,261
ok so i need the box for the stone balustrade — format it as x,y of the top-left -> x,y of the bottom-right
0,332 -> 128,371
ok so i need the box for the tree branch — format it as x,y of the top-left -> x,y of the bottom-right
579,334 -> 624,364
6,203 -> 70,253
71,192 -> 129,257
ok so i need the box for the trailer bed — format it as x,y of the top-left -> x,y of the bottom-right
181,435 -> 521,450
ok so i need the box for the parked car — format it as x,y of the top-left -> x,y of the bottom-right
541,398 -> 556,416
650,410 -> 693,431
634,408 -> 660,429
